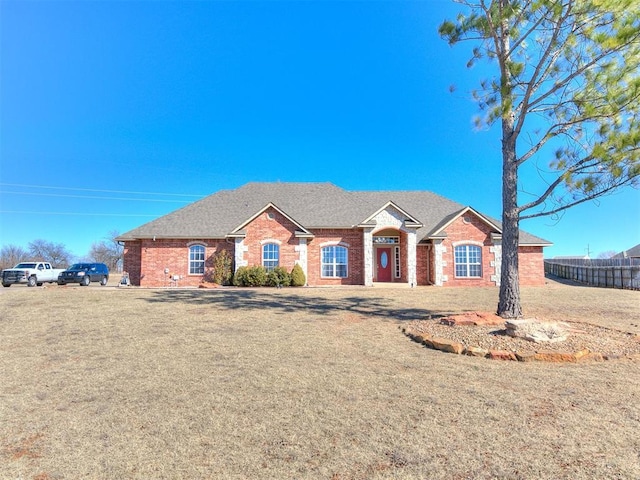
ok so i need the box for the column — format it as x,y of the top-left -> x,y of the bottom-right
363,228 -> 374,286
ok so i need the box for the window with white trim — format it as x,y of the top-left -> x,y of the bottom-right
189,245 -> 206,275
454,245 -> 482,277
321,245 -> 348,278
394,246 -> 401,278
262,243 -> 279,272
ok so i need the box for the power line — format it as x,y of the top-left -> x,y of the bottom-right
0,190 -> 193,203
0,210 -> 159,217
0,183 -> 206,198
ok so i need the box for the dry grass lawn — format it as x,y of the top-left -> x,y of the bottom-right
1,279 -> 639,479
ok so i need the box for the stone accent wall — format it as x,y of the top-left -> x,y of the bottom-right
235,238 -> 248,269
306,229 -> 364,286
490,243 -> 502,286
372,207 -> 406,229
294,238 -> 308,282
434,240 -> 446,286
363,228 -> 374,286
406,230 -> 417,286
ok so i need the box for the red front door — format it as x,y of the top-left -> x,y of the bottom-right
377,248 -> 392,282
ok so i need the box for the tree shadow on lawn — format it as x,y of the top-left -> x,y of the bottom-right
142,288 -> 438,322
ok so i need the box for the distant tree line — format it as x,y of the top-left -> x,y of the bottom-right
0,230 -> 123,272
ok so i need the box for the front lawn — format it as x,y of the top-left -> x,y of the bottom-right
1,281 -> 638,479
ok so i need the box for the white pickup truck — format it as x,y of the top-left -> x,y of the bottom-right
1,262 -> 66,287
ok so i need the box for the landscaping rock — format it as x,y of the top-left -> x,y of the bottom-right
574,349 -> 591,361
403,319 -> 638,363
403,329 -> 436,349
475,312 -> 505,325
506,319 -> 569,343
465,346 -> 489,357
440,311 -> 504,327
440,314 -> 477,326
515,351 -> 536,362
488,350 -> 517,361
430,337 -> 464,354
534,350 -> 577,362
415,333 -> 434,348
586,352 -> 604,362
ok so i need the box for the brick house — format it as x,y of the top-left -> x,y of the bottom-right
117,182 -> 551,287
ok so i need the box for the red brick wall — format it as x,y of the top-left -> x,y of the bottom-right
243,217 -> 365,285
123,241 -> 142,285
242,208 -> 299,270
416,244 -> 432,285
124,239 -> 231,287
441,213 -> 497,287
437,213 -> 546,287
518,246 -> 545,285
122,215 -> 546,288
399,230 -> 408,283
306,229 -> 364,286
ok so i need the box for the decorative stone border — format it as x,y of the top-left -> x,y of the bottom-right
401,326 -> 638,363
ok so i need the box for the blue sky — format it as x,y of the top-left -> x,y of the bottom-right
1,0 -> 638,261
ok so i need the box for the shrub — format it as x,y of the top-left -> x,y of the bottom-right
267,266 -> 291,287
246,266 -> 268,286
211,249 -> 233,285
232,266 -> 248,286
290,263 -> 306,286
233,265 -> 268,287
234,265 -> 298,287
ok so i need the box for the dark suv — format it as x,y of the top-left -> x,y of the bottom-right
58,263 -> 110,286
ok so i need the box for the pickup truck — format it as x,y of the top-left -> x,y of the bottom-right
1,262 -> 66,287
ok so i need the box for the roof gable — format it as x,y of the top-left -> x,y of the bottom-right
229,203 -> 314,238
429,206 -> 501,239
358,201 -> 423,229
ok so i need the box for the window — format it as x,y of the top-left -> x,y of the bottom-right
394,246 -> 401,278
373,236 -> 399,244
189,245 -> 205,275
454,245 -> 482,277
262,243 -> 279,272
321,245 -> 348,278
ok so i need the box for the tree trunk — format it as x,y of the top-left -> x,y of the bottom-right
496,4 -> 523,319
497,119 -> 523,318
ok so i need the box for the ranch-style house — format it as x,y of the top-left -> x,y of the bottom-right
117,182 -> 551,287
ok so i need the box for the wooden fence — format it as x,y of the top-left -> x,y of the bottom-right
544,259 -> 640,290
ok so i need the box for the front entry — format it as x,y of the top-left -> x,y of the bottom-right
376,247 -> 392,282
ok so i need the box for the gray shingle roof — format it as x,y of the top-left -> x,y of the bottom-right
117,182 -> 551,245
613,243 -> 640,258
